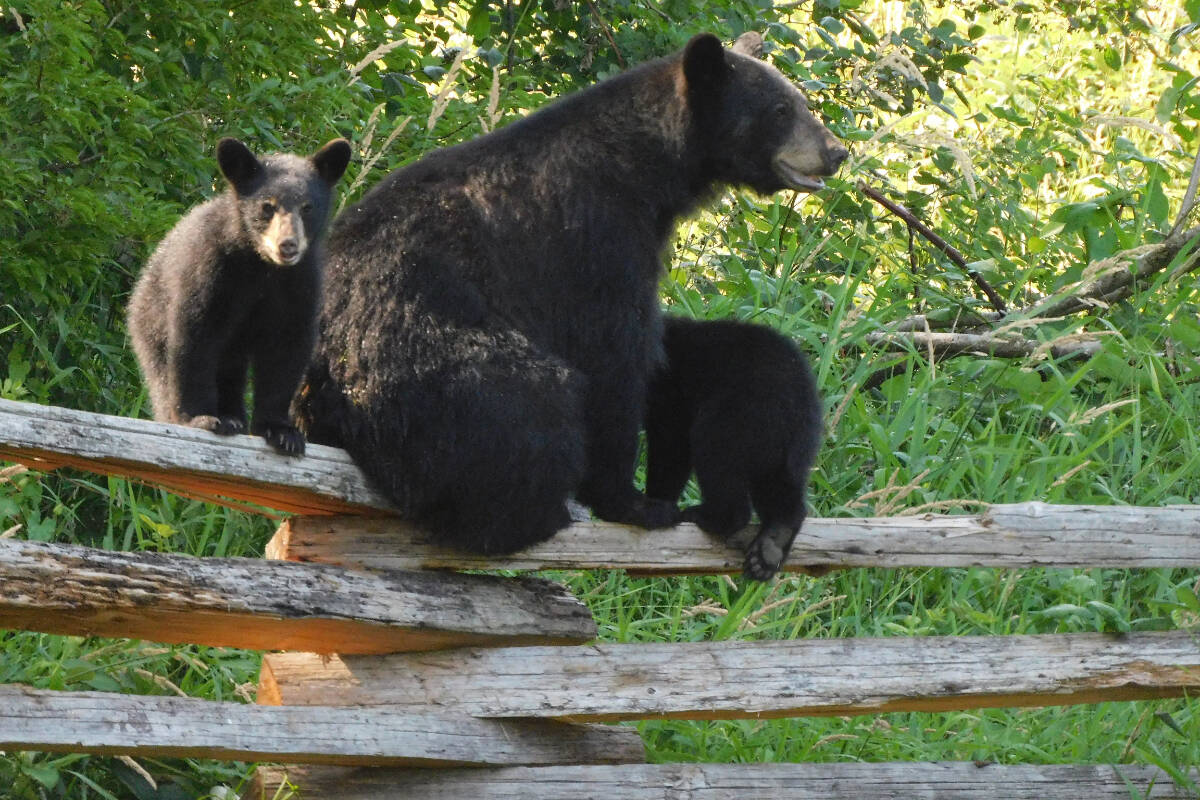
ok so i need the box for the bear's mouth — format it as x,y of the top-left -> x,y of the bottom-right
773,159 -> 827,192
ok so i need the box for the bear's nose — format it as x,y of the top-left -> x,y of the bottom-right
827,143 -> 850,173
278,239 -> 300,259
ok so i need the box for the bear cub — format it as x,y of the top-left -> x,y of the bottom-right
128,136 -> 351,455
645,317 -> 823,580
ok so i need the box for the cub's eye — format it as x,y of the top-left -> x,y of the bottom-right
260,201 -> 275,217
774,103 -> 790,118
301,202 -> 313,213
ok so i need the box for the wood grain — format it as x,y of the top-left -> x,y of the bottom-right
7,401 -> 1200,573
0,685 -> 643,767
259,631 -> 1200,721
246,762 -> 1199,799
0,398 -> 388,515
270,502 -> 1200,574
0,538 -> 596,654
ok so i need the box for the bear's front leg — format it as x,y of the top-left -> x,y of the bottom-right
170,335 -> 245,435
577,381 -> 680,530
250,306 -> 315,457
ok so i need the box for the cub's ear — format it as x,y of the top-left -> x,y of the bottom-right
312,138 -> 352,186
216,138 -> 261,192
730,31 -> 764,59
683,33 -> 729,90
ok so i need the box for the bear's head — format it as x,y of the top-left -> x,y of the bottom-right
217,137 -> 352,267
684,32 -> 848,195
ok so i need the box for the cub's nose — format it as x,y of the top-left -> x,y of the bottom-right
278,239 -> 300,261
826,143 -> 850,173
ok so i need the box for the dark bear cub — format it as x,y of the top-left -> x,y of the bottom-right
129,136 -> 351,455
645,317 -> 822,580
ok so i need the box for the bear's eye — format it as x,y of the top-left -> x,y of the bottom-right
774,103 -> 790,119
260,201 -> 275,218
301,202 -> 313,213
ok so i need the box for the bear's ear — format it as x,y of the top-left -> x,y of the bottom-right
682,33 -> 729,91
730,31 -> 764,59
216,138 -> 261,192
312,138 -> 353,186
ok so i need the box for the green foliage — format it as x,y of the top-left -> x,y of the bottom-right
1,0 -> 1200,795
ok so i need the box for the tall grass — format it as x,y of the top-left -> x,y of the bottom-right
1,2 -> 1199,797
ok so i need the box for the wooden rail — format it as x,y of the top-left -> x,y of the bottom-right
0,398 -> 387,515
0,685 -> 643,768
0,538 -> 596,654
247,762 -> 1199,799
269,502 -> 1200,574
6,400 -> 1200,573
259,630 -> 1200,722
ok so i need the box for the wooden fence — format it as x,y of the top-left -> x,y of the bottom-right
1,397 -> 1198,798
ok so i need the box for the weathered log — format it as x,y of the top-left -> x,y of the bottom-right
864,331 -> 1101,361
268,502 -> 1200,574
0,685 -> 642,768
259,631 -> 1200,722
246,762 -> 1198,800
0,397 -> 388,515
0,538 -> 595,654
1027,226 -> 1200,319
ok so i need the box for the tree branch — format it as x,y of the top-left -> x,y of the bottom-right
584,0 -> 625,70
865,331 -> 1103,362
1025,226 -> 1200,319
881,226 -> 1200,336
858,180 -> 1008,314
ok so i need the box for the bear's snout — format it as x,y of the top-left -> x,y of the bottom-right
826,142 -> 850,173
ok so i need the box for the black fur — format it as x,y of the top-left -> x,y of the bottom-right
129,137 -> 351,455
645,317 -> 823,581
299,33 -> 846,552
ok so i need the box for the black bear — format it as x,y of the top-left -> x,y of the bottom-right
645,317 -> 823,580
298,32 -> 847,552
128,137 -> 351,455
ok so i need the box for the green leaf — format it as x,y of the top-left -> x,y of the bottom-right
1177,586 -> 1200,614
1144,179 -> 1169,228
819,16 -> 845,34
466,1 -> 492,40
1038,603 -> 1089,620
1086,601 -> 1130,633
21,762 -> 61,790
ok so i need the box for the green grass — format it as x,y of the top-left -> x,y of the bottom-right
3,2 -> 1200,797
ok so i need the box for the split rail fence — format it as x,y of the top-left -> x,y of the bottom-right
0,397 -> 1198,798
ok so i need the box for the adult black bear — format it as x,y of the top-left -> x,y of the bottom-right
129,137 -> 351,455
645,317 -> 822,580
299,32 -> 847,552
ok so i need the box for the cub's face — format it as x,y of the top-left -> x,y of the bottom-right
216,138 -> 352,267
685,33 -> 848,196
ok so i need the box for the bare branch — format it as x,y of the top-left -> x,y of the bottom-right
865,331 -> 1103,361
1026,226 -> 1200,319
882,226 -> 1200,337
1170,148 -> 1200,237
858,181 -> 1008,313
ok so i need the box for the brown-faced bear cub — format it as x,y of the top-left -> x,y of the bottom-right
128,137 -> 350,455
